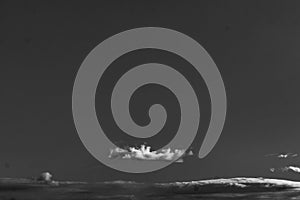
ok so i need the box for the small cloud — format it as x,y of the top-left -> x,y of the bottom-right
283,166 -> 300,174
175,158 -> 184,163
270,166 -> 300,174
109,145 -> 189,162
265,153 -> 298,159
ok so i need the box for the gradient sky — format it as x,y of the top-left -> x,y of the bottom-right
1,0 -> 300,182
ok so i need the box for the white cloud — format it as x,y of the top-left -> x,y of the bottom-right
270,168 -> 275,173
108,145 -> 188,162
158,177 -> 300,189
265,153 -> 298,159
283,166 -> 300,173
270,166 -> 300,174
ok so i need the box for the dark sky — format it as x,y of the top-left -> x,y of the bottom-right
1,0 -> 300,182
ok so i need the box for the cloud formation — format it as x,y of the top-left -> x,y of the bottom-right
282,166 -> 300,173
265,153 -> 298,159
270,166 -> 300,174
108,145 -> 190,162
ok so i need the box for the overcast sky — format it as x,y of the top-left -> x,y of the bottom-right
1,0 -> 300,182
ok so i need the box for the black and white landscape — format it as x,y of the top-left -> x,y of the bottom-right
2,1 -> 300,200
2,175 -> 300,200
